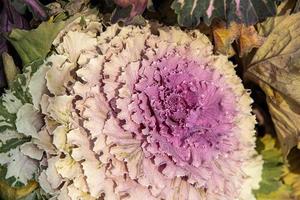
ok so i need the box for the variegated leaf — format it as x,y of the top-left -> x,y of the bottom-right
0,78 -> 33,187
0,64 -> 43,187
171,0 -> 277,27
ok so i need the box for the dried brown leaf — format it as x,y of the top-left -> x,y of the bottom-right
212,21 -> 264,57
246,13 -> 300,158
239,25 -> 265,57
212,21 -> 240,57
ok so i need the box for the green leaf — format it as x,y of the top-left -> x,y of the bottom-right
11,0 -> 28,15
0,103 -> 17,132
171,0 -> 277,27
0,137 -> 31,153
10,73 -> 32,104
7,19 -> 65,66
282,148 -> 300,199
254,134 -> 292,199
246,12 -> 300,158
255,184 -> 292,200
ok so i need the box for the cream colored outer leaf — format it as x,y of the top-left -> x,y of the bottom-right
28,63 -> 50,109
16,104 -> 44,139
0,148 -> 38,186
246,13 -> 300,157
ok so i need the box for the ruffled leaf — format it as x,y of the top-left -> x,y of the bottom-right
0,69 -> 34,133
0,60 -> 46,190
10,12 -> 263,200
16,104 -> 43,138
0,148 -> 38,186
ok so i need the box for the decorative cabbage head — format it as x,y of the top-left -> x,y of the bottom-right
10,14 -> 263,200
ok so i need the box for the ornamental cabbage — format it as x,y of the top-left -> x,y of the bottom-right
1,13 -> 263,200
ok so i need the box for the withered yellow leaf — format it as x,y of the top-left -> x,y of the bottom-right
246,12 -> 300,158
0,180 -> 38,200
239,25 -> 265,57
212,21 -> 264,57
212,21 -> 240,57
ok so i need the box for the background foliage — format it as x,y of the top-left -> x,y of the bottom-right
0,0 -> 300,199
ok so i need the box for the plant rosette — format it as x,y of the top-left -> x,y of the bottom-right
0,13 -> 263,200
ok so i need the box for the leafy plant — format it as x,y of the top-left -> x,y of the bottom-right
110,0 -> 279,26
0,0 -> 300,199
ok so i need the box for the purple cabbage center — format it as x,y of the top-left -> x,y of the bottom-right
131,52 -> 238,167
